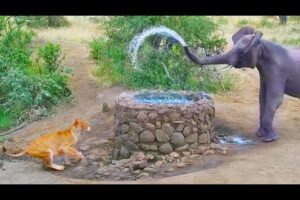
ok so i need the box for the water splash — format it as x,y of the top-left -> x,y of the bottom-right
128,26 -> 187,69
216,134 -> 255,145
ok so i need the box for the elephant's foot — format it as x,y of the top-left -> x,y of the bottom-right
262,131 -> 279,142
256,128 -> 264,137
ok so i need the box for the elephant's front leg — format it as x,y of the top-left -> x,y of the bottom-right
256,78 -> 266,137
261,84 -> 284,142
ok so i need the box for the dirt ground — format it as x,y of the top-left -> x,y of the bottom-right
1,17 -> 300,184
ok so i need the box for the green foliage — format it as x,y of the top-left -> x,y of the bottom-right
0,16 -> 72,131
0,108 -> 12,130
23,16 -> 69,28
37,43 -> 64,72
0,135 -> 7,142
90,16 -> 234,93
236,19 -> 257,28
282,37 -> 300,46
258,17 -> 274,28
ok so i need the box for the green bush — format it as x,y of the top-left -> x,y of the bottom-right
37,43 -> 64,72
0,16 -> 72,131
90,16 -> 234,93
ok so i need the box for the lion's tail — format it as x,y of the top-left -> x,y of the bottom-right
2,146 -> 26,157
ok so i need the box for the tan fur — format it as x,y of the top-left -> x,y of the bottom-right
4,119 -> 91,171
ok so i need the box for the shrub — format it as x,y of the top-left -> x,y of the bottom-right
90,16 -> 234,93
0,16 -> 72,131
37,43 -> 64,72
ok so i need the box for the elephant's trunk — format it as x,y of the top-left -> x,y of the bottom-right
183,46 -> 230,65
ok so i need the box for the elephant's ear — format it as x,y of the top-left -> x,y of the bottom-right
242,31 -> 263,55
232,26 -> 256,45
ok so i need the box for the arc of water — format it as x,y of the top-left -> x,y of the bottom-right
128,26 -> 187,72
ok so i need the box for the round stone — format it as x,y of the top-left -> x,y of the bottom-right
162,123 -> 174,136
140,131 -> 155,143
145,123 -> 156,130
155,129 -> 170,142
171,132 -> 185,147
137,111 -> 148,122
159,143 -> 173,154
183,126 -> 191,136
121,124 -> 130,134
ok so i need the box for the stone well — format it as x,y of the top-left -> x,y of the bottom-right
112,91 -> 215,160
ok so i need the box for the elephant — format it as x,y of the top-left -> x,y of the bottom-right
183,26 -> 300,142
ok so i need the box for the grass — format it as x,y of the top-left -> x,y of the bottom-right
36,16 -> 104,43
0,109 -> 13,130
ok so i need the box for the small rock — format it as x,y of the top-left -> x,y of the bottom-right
155,130 -> 170,142
182,151 -> 191,157
181,157 -> 187,163
175,144 -> 188,152
190,154 -> 199,159
159,143 -> 173,154
171,132 -> 185,146
140,131 -> 155,143
185,134 -> 198,143
192,127 -> 198,132
115,159 -> 131,167
93,139 -> 110,147
155,160 -> 163,167
137,112 -> 148,122
149,144 -> 158,151
177,162 -> 186,168
145,123 -> 156,130
132,160 -> 147,170
130,152 -> 145,161
122,168 -> 130,173
121,124 -> 130,134
119,146 -> 130,159
145,154 -> 155,160
140,144 -> 150,151
191,120 -> 197,125
174,121 -> 185,124
162,123 -> 174,136
199,134 -> 209,144
133,169 -> 141,174
64,160 -> 72,166
143,167 -> 157,174
167,157 -> 175,162
170,152 -> 180,158
156,121 -> 161,128
204,150 -> 215,155
125,142 -> 140,151
112,160 -> 117,164
103,172 -> 111,176
169,112 -> 180,122
189,143 -> 199,149
137,173 -> 150,178
102,102 -> 109,112
129,122 -> 144,134
80,144 -> 90,151
129,132 -> 139,143
183,126 -> 191,136
166,167 -> 174,172
163,115 -> 169,122
113,148 -> 120,160
148,112 -> 158,120
176,124 -> 185,132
